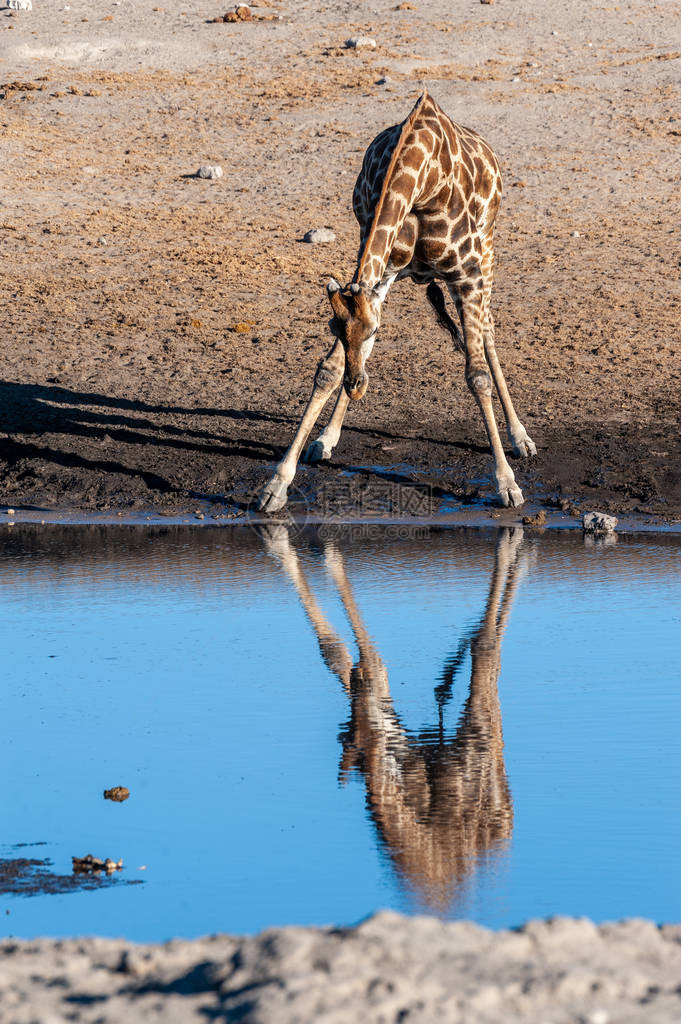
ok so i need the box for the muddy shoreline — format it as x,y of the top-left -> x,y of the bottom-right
2,503 -> 681,534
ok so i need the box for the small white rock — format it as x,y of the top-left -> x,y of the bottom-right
5,0 -> 33,9
345,36 -> 377,50
583,511 -> 618,534
196,165 -> 223,180
97,236 -> 107,245
571,230 -> 580,237
303,228 -> 336,244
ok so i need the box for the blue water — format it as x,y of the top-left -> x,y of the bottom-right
1,524 -> 679,941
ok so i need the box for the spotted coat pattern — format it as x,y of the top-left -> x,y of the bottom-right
352,90 -> 501,294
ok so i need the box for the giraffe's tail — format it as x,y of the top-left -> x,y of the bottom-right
426,281 -> 465,353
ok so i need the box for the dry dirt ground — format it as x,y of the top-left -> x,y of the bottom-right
1,0 -> 680,522
3,913 -> 681,1023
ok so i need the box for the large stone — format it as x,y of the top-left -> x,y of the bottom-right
345,36 -> 376,50
196,165 -> 223,179
303,228 -> 336,244
583,511 -> 618,534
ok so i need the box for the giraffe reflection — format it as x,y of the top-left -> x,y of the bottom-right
263,527 -> 527,912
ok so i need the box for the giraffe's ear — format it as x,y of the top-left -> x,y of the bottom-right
327,281 -> 350,321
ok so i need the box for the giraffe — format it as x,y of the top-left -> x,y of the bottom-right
262,524 -> 526,910
259,90 -> 536,514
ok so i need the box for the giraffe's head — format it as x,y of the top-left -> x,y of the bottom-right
327,279 -> 381,401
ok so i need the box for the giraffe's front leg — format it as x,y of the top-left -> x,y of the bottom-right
259,340 -> 345,512
303,387 -> 350,464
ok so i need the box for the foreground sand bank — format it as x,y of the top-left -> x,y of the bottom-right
3,912 -> 680,1023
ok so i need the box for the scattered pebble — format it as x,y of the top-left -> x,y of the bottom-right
196,164 -> 223,179
522,509 -> 547,528
583,511 -> 618,534
97,236 -> 107,245
5,0 -> 33,10
304,227 -> 336,243
480,0 -> 495,5
211,5 -> 252,22
572,230 -> 580,237
394,2 -> 416,9
345,36 -> 377,50
103,786 -> 130,803
375,76 -> 392,86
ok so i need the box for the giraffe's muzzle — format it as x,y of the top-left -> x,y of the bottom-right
344,372 -> 368,401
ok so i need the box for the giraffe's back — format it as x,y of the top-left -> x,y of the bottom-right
353,93 -> 503,285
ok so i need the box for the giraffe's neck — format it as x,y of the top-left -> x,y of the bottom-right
354,101 -> 441,291
354,170 -> 421,291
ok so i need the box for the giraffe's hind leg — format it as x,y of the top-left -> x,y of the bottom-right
482,307 -> 536,458
448,279 -> 525,508
480,238 -> 536,459
303,386 -> 350,464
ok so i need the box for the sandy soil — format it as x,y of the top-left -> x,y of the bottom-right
3,912 -> 681,1022
0,0 -> 679,521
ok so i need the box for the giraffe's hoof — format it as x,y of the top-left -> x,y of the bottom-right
258,476 -> 289,513
303,439 -> 332,464
511,430 -> 537,459
497,479 -> 525,509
